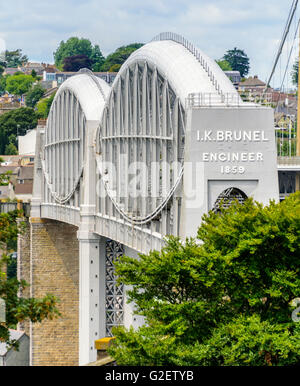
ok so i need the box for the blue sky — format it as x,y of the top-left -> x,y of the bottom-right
0,0 -> 299,85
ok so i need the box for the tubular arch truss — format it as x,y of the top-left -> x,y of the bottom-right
42,70 -> 109,205
42,88 -> 86,204
40,33 -> 241,235
95,61 -> 186,225
152,32 -> 224,97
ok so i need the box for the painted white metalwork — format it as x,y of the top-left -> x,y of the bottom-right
187,93 -> 252,108
105,240 -> 124,336
95,61 -> 185,232
37,32 -> 245,249
42,70 -> 110,206
152,32 -> 225,97
212,187 -> 248,212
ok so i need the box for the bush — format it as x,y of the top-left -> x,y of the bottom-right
109,192 -> 300,366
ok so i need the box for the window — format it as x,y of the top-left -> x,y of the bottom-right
212,187 -> 248,213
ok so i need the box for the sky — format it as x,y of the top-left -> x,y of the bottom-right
0,0 -> 299,86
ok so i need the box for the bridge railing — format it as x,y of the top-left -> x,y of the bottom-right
186,92 -> 265,108
151,32 -> 224,97
186,92 -> 276,108
276,127 -> 297,157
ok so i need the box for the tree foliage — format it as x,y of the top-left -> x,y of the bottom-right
291,59 -> 298,86
0,74 -> 9,94
25,84 -> 45,108
3,49 -> 28,68
0,209 -> 60,349
4,143 -> 18,155
223,48 -> 250,77
0,170 -> 11,187
54,37 -> 104,71
90,45 -> 105,72
0,107 -> 38,154
101,43 -> 144,72
109,193 -> 300,366
36,93 -> 56,119
63,54 -> 92,72
6,73 -> 35,96
216,59 -> 232,71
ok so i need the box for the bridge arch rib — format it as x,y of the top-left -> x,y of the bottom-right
41,70 -> 111,211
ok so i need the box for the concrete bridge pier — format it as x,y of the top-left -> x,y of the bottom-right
77,231 -> 106,366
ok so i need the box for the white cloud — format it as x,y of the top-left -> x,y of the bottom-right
0,0 -> 298,84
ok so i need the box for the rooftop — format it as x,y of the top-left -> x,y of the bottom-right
240,76 -> 266,87
15,183 -> 33,195
18,166 -> 34,180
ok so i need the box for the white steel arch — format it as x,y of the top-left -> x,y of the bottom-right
36,33 -> 244,243
95,61 -> 186,228
151,32 -> 240,102
94,33 -> 241,234
42,70 -> 110,205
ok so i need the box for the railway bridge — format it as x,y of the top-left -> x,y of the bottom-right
18,33 -> 279,366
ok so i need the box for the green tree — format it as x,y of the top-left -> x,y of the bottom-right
0,168 -> 12,186
0,208 -> 60,348
25,84 -> 45,108
54,37 -> 104,71
6,254 -> 17,280
63,54 -> 92,72
0,107 -> 38,153
223,48 -> 250,78
4,143 -> 18,155
109,63 -> 122,72
291,59 -> 298,86
36,93 -> 56,119
109,193 -> 300,366
6,74 -> 35,97
101,43 -> 144,72
184,315 -> 300,366
216,59 -> 232,71
0,74 -> 9,94
4,49 -> 28,68
91,45 -> 105,71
